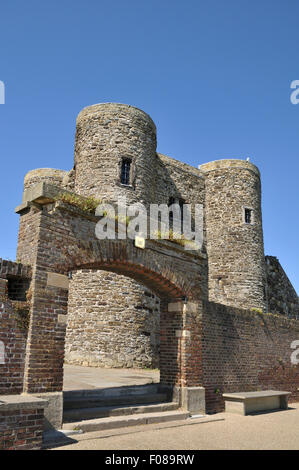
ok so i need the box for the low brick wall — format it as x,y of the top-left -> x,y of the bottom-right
0,395 -> 47,450
202,301 -> 299,413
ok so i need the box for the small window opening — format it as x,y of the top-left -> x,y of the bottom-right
120,159 -> 131,185
168,197 -> 185,232
244,208 -> 252,224
7,276 -> 30,301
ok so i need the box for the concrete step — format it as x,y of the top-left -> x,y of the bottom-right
63,401 -> 179,423
63,410 -> 190,433
63,383 -> 159,399
64,392 -> 168,410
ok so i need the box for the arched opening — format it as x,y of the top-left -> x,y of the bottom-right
60,263 -> 188,425
22,234 -> 205,429
64,269 -> 160,370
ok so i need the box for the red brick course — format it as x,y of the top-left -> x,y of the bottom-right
0,406 -> 45,450
0,279 -> 28,395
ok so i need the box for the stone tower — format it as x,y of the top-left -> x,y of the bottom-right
74,103 -> 157,206
201,159 -> 267,311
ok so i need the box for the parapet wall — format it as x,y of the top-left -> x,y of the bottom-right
24,168 -> 68,192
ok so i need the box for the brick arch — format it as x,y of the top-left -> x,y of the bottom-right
56,238 -> 205,301
70,261 -> 185,301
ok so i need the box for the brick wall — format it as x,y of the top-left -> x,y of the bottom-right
0,260 -> 31,395
0,280 -> 28,395
202,301 -> 299,413
0,396 -> 47,450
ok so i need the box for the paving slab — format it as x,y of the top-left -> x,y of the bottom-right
63,364 -> 159,391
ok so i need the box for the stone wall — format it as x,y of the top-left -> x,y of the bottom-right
201,301 -> 299,413
65,269 -> 160,369
266,256 -> 299,318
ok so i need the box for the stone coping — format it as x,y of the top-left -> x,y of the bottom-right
0,394 -> 48,411
200,158 -> 260,176
24,168 -> 68,185
76,102 -> 157,132
223,390 -> 291,400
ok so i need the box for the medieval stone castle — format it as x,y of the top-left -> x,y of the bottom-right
17,103 -> 299,369
1,103 -> 299,443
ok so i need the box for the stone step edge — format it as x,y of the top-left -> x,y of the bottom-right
63,393 -> 168,407
63,410 -> 190,432
63,384 -> 160,398
63,401 -> 179,421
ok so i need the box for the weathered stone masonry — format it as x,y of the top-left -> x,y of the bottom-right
0,102 -> 298,436
65,269 -> 160,369
265,256 -> 299,318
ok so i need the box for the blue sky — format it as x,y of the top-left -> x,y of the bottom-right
0,0 -> 298,292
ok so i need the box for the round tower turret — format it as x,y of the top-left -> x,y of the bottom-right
74,103 -> 157,206
201,159 -> 267,310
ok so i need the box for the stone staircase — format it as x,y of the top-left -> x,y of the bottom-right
62,384 -> 189,432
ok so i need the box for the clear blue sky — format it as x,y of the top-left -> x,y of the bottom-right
0,0 -> 298,293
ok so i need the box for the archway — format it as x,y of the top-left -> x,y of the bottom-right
18,195 -> 206,428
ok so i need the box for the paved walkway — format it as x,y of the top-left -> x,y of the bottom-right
59,366 -> 299,450
50,403 -> 299,450
63,364 -> 159,391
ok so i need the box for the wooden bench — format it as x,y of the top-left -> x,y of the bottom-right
222,390 -> 291,415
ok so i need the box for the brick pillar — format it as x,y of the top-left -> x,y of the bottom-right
160,301 -> 205,414
23,268 -> 68,429
160,301 -> 184,387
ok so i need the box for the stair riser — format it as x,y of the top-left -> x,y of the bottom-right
64,412 -> 189,433
64,393 -> 168,410
63,402 -> 179,422
63,384 -> 160,400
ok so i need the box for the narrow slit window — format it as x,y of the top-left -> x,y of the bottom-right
168,197 -> 185,232
244,208 -> 252,224
121,159 -> 131,185
168,197 -> 175,229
